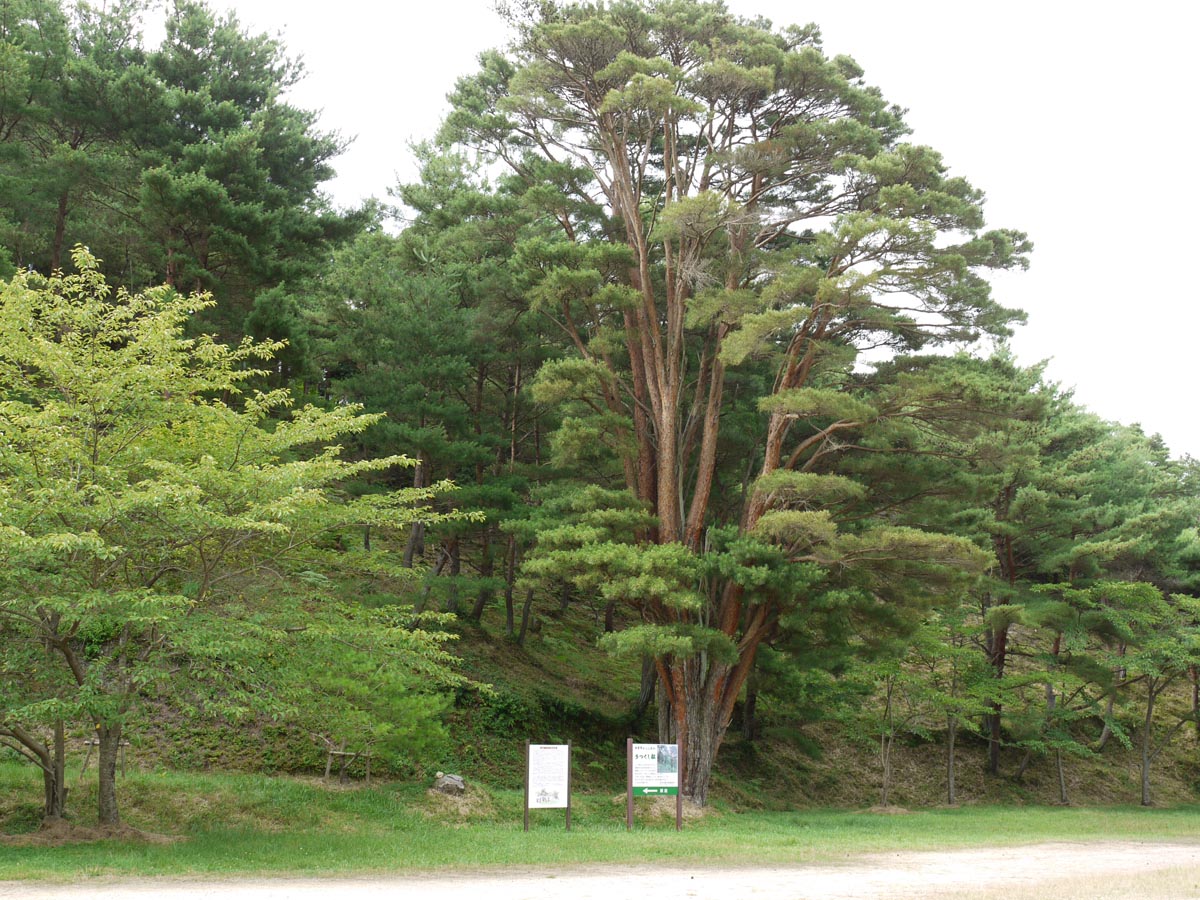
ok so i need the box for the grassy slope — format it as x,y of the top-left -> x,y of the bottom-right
438,608 -> 644,795
449,607 -> 1200,810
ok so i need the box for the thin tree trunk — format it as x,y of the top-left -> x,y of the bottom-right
655,412 -> 681,542
468,525 -> 495,622
413,547 -> 448,614
986,712 -> 1003,774
50,190 -> 69,272
96,721 -> 122,826
1014,747 -> 1034,781
507,361 -> 521,469
982,523 -> 1017,778
1192,665 -> 1199,743
880,731 -> 894,807
402,454 -> 428,568
445,538 -> 461,614
503,536 -> 518,638
740,650 -> 763,743
1097,696 -> 1117,750
1056,750 -> 1068,805
1029,642 -> 1063,793
741,676 -> 758,742
946,715 -> 957,806
635,657 -> 656,721
1098,649 -> 1126,751
516,588 -> 535,647
1141,678 -> 1157,806
466,362 -> 492,624
683,351 -> 725,549
403,521 -> 426,568
4,723 -> 67,820
986,623 -> 1009,776
52,720 -> 66,818
880,675 -> 895,807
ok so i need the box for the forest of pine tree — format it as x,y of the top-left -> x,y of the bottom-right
1,0 -> 1198,828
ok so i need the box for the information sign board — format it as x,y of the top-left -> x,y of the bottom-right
527,743 -> 570,809
630,743 -> 679,796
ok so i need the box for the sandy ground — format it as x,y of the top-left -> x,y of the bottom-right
2,841 -> 1199,899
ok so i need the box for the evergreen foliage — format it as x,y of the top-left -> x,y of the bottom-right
0,0 -> 1198,822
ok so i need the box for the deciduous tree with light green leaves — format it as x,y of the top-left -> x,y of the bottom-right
0,249 -> 459,825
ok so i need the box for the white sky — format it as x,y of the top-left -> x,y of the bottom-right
197,1 -> 1199,458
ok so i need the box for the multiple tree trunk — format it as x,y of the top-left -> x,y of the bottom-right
449,1 -> 1030,804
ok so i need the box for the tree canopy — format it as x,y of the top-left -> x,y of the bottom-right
435,0 -> 1032,802
0,248 -> 461,823
1,0 -> 1198,821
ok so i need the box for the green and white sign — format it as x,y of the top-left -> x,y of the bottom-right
631,743 -> 679,796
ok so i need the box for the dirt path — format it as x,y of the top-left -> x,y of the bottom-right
2,841 -> 1198,899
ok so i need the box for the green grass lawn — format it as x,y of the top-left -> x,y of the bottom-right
3,762 -> 1200,881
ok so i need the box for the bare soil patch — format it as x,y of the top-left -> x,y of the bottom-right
608,793 -> 709,821
418,785 -> 497,825
0,818 -> 179,848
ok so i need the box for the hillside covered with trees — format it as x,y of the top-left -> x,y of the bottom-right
2,0 -> 1199,833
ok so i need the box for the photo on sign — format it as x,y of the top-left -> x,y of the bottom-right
656,743 -> 678,774
631,743 -> 679,794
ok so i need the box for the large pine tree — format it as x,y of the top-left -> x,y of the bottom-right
439,0 -> 1030,802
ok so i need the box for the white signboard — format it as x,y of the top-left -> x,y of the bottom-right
631,743 -> 679,796
527,743 -> 570,809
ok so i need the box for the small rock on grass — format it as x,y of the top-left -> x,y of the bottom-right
433,773 -> 466,795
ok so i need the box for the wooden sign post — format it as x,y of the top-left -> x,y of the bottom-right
626,739 -> 682,831
525,741 -> 571,831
